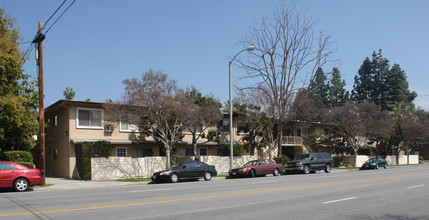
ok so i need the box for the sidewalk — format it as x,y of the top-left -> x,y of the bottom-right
34,177 -> 145,191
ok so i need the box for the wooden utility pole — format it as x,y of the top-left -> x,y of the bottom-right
33,21 -> 45,186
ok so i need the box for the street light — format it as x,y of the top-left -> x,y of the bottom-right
228,45 -> 255,171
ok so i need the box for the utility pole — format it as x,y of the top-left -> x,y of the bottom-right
33,21 -> 45,186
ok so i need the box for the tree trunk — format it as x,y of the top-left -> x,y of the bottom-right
353,149 -> 358,168
192,132 -> 198,160
277,123 -> 283,156
165,146 -> 171,169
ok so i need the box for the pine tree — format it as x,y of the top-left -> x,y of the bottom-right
309,67 -> 329,108
351,50 -> 415,110
327,67 -> 349,107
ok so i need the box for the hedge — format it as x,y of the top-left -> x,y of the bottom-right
1,151 -> 34,168
75,141 -> 111,180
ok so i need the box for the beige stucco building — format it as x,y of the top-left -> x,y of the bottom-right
44,100 -> 333,179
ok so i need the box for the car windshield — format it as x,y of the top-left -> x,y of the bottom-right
294,154 -> 310,160
243,160 -> 259,167
366,158 -> 377,163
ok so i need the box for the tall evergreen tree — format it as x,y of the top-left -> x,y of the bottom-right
309,67 -> 329,108
327,67 -> 349,107
352,50 -> 415,110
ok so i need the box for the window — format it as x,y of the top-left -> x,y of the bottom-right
77,109 -> 103,128
54,115 -> 58,127
0,162 -> 16,170
179,148 -> 194,156
116,147 -> 127,157
220,120 -> 230,133
199,148 -> 208,156
297,128 -> 307,136
120,113 -> 141,132
133,148 -> 153,157
283,128 -> 292,136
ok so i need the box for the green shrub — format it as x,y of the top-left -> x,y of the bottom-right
1,151 -> 35,168
2,150 -> 33,162
273,155 -> 289,165
221,144 -> 244,156
75,141 -> 111,180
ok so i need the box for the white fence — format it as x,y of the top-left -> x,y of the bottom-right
91,155 -> 257,180
340,155 -> 419,167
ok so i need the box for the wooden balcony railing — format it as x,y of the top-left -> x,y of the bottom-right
281,136 -> 303,145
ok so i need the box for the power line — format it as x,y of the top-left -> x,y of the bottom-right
44,0 -> 77,35
42,0 -> 68,30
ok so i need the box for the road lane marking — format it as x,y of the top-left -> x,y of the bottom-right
407,184 -> 424,189
323,197 -> 357,204
1,171 -> 428,217
129,188 -> 173,193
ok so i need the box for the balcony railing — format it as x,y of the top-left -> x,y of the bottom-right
281,136 -> 303,145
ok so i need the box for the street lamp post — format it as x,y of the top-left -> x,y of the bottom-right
228,46 -> 255,171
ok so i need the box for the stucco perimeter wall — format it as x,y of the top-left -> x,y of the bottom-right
341,155 -> 419,167
92,156 -> 257,180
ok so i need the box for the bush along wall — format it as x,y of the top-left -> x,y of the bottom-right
1,150 -> 34,168
75,141 -> 111,180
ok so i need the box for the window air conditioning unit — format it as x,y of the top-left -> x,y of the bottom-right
105,125 -> 114,132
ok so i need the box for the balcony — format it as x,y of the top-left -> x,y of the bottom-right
281,136 -> 303,145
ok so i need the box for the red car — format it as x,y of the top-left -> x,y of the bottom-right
0,161 -> 42,192
229,159 -> 283,178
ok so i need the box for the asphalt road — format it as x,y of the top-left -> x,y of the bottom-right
1,165 -> 428,220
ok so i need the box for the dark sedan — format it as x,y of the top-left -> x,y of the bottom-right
360,158 -> 388,170
0,161 -> 42,192
151,160 -> 217,183
229,159 -> 283,178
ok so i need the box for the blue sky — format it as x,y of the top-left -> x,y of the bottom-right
2,0 -> 429,110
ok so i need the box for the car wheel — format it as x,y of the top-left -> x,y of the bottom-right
249,169 -> 255,178
324,164 -> 332,173
384,164 -> 388,169
273,168 -> 280,176
204,172 -> 212,181
375,165 -> 379,169
14,178 -> 29,192
303,165 -> 310,174
170,173 -> 179,183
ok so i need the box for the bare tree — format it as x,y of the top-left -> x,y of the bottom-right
183,86 -> 222,159
237,3 -> 335,155
331,101 -> 392,167
122,70 -> 191,169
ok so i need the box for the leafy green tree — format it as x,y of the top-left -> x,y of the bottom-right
235,103 -> 272,156
63,86 -> 75,100
352,50 -> 416,110
0,9 -> 38,152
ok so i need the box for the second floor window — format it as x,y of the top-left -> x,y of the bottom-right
219,120 -> 230,133
120,113 -> 141,132
77,109 -> 102,128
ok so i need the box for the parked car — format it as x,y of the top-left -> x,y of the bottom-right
360,158 -> 388,170
0,161 -> 42,192
151,160 -> 217,183
228,159 -> 283,178
284,152 -> 334,174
